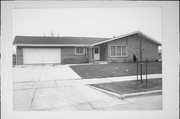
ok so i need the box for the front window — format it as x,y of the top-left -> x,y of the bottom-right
75,47 -> 85,55
117,46 -> 122,56
111,46 -> 116,56
122,46 -> 127,56
110,45 -> 127,57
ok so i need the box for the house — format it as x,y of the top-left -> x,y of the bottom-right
158,49 -> 162,61
13,31 -> 161,65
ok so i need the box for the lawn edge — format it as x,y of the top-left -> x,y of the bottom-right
122,90 -> 162,99
88,85 -> 162,99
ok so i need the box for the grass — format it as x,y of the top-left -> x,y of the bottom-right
70,61 -> 162,79
90,78 -> 162,95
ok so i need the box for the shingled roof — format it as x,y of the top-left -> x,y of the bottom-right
13,31 -> 161,46
13,36 -> 110,46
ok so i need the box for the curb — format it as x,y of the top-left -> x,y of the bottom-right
121,90 -> 162,99
89,85 -> 162,100
88,85 -> 124,99
82,74 -> 162,83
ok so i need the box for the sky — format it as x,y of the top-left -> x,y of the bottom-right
12,7 -> 161,42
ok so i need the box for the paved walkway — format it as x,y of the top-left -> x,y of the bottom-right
13,74 -> 162,90
14,85 -> 130,111
13,74 -> 162,111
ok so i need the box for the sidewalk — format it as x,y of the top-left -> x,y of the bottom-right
13,73 -> 162,111
14,74 -> 162,90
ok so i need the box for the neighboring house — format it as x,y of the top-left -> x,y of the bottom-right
12,54 -> 16,65
158,49 -> 162,61
13,31 -> 161,65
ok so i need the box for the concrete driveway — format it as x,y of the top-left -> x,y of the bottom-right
14,82 -> 162,111
13,64 -> 81,82
13,64 -> 162,111
14,85 -> 130,111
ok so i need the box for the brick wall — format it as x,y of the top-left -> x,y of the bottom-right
107,34 -> 159,62
61,47 -> 88,64
127,34 -> 159,61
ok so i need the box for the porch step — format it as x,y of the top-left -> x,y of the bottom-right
94,61 -> 108,64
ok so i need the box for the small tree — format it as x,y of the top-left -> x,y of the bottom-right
139,38 -> 143,83
130,34 -> 145,83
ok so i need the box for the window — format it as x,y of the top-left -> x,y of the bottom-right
117,46 -> 121,56
111,46 -> 116,56
122,46 -> 127,56
94,48 -> 99,54
110,46 -> 127,57
75,47 -> 85,55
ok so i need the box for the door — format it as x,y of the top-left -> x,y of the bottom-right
94,47 -> 100,60
23,48 -> 61,64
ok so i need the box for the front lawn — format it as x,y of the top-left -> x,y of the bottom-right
90,78 -> 162,95
70,61 -> 162,79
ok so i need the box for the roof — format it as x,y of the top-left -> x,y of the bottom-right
13,31 -> 161,46
13,36 -> 109,46
91,31 -> 161,46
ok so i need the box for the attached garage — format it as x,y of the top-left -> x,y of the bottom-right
23,48 -> 61,64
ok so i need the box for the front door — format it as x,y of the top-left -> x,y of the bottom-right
94,47 -> 100,60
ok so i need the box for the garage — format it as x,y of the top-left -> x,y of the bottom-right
23,48 -> 61,64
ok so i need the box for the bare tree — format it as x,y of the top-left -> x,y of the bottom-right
42,30 -> 60,37
50,29 -> 54,37
57,33 -> 60,37
50,30 -> 60,37
43,32 -> 46,37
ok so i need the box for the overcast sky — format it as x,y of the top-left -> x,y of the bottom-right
12,7 -> 161,42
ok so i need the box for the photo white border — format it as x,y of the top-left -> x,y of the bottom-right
1,1 -> 179,119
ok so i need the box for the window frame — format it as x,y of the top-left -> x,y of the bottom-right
110,45 -> 127,57
75,46 -> 85,55
121,45 -> 127,56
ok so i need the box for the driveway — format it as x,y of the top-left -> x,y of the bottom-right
13,64 -> 81,82
14,82 -> 162,111
13,64 -> 162,111
14,85 -> 130,111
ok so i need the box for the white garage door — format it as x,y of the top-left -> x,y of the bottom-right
23,48 -> 61,64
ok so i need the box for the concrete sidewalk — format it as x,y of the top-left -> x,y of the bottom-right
13,73 -> 162,111
14,85 -> 162,111
14,74 -> 162,90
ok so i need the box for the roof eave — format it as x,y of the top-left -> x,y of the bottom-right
91,31 -> 162,46
15,44 -> 91,47
137,31 -> 162,46
91,31 -> 140,46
